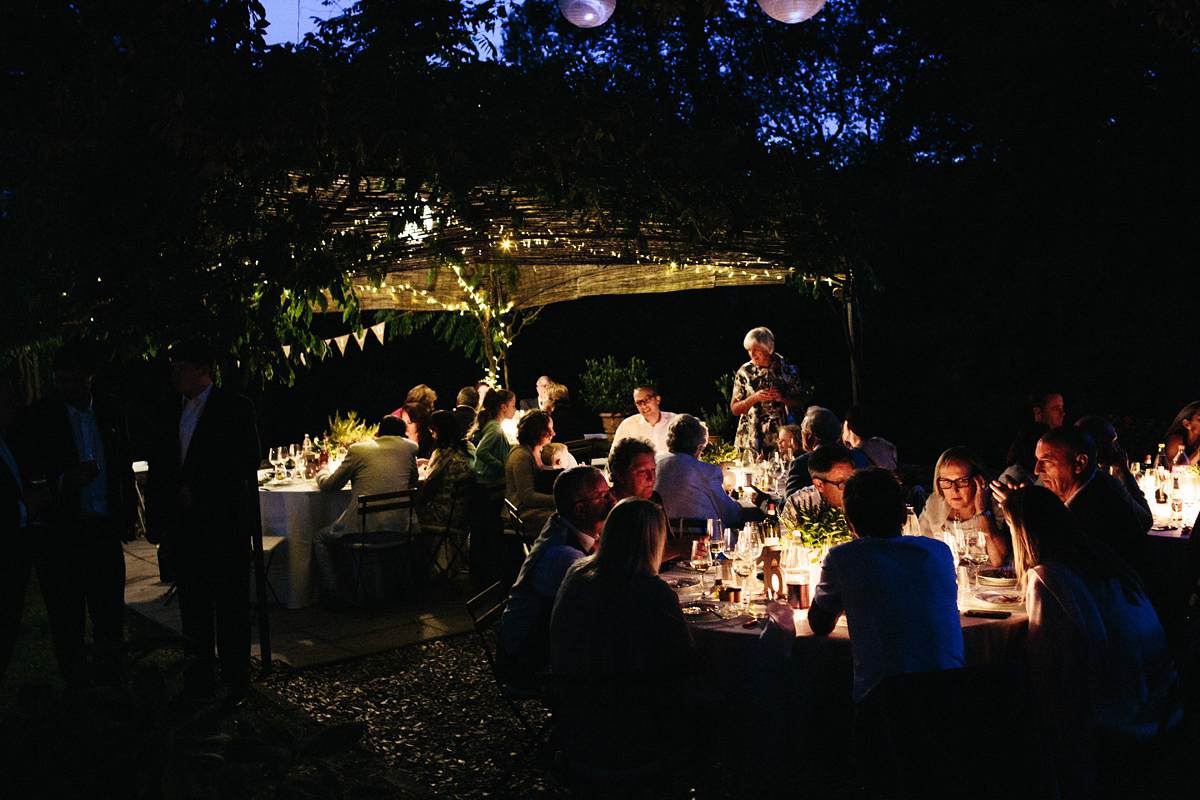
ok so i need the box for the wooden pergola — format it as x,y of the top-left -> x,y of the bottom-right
312,176 -> 818,312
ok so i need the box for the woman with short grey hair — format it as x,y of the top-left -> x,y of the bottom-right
730,326 -> 804,457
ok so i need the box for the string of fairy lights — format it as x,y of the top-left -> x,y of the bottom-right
278,188 -> 842,376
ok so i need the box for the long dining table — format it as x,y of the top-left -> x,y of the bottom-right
664,563 -> 1029,774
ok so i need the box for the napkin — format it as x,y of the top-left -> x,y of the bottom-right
758,600 -> 796,657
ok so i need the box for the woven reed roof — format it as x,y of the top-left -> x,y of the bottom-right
314,176 -> 812,312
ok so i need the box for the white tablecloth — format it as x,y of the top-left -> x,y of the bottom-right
664,563 -> 1028,772
259,482 -> 351,608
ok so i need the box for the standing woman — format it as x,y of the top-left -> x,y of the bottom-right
472,389 -> 515,484
1005,486 -> 1179,799
505,410 -> 557,532
1164,400 -> 1200,464
730,326 -> 804,458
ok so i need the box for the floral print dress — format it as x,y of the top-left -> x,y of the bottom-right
732,353 -> 803,456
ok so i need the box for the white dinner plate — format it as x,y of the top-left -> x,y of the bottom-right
970,590 -> 1024,610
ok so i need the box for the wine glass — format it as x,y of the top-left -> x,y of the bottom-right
268,447 -> 282,480
966,530 -> 990,588
690,540 -> 714,596
288,444 -> 299,478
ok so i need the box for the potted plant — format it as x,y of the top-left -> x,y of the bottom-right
578,355 -> 653,437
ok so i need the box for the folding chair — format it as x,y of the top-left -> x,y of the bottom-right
259,534 -> 287,606
504,498 -> 530,540
419,480 -> 482,583
667,517 -> 710,540
334,489 -> 415,615
465,581 -> 552,742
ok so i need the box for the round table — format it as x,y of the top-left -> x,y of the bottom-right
259,481 -> 351,608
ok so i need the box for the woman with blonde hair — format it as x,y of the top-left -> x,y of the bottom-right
551,498 -> 695,770
918,446 -> 1008,566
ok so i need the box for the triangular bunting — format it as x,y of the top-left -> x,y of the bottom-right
281,345 -> 292,358
352,329 -> 369,351
370,321 -> 387,345
334,334 -> 350,355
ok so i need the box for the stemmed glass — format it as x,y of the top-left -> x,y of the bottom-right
268,447 -> 283,480
690,539 -> 714,597
288,444 -> 299,479
965,530 -> 990,588
734,524 -> 762,605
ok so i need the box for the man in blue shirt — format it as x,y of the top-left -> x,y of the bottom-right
17,344 -> 136,691
809,467 -> 964,704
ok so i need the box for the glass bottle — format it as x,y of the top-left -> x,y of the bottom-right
1154,443 -> 1170,505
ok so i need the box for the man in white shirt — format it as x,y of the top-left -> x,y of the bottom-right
146,339 -> 260,704
610,385 -> 678,455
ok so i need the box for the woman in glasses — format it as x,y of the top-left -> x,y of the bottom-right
918,446 -> 1009,566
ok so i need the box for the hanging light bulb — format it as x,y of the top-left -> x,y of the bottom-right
558,0 -> 616,28
756,0 -> 826,24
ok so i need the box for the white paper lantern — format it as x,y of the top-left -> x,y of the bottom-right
756,0 -> 826,24
558,0 -> 616,29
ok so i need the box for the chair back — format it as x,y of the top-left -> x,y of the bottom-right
357,489 -> 416,539
668,517 -> 709,540
868,662 -> 1057,799
503,498 -> 527,537
467,580 -> 510,635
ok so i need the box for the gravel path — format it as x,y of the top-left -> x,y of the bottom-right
262,634 -> 571,799
260,632 -> 876,800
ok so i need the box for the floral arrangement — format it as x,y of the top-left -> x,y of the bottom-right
699,439 -> 739,465
781,499 -> 852,553
324,411 -> 378,452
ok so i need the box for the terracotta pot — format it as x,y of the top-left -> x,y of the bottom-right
598,412 -> 626,438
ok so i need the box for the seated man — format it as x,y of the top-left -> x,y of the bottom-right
654,414 -> 746,529
312,415 -> 419,603
1074,415 -> 1152,531
1012,426 -> 1167,627
608,437 -> 660,504
519,375 -> 552,412
452,385 -> 479,438
784,407 -> 868,499
496,466 -> 613,687
781,444 -> 859,528
610,385 -> 677,454
808,468 -> 964,704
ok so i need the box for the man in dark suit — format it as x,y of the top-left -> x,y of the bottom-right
146,339 -> 260,703
15,345 -> 137,690
0,374 -> 49,686
1002,425 -> 1171,628
518,375 -> 552,412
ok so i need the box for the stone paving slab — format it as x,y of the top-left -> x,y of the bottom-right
122,538 -> 475,671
